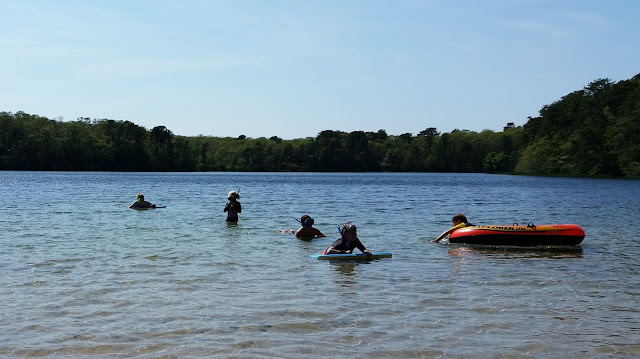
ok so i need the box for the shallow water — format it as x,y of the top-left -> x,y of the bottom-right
1,171 -> 639,358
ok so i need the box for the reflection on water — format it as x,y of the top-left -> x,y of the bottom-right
322,260 -> 386,287
225,221 -> 239,228
332,262 -> 359,277
448,245 -> 584,259
332,263 -> 358,287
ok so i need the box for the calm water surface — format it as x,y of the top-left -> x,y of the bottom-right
1,172 -> 639,358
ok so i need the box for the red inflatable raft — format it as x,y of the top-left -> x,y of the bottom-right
449,223 -> 585,246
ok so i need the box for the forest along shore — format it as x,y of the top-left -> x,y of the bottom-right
1,74 -> 639,177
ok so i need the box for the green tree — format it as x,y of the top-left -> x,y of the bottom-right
150,126 -> 174,171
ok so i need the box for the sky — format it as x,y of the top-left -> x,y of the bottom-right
1,0 -> 638,140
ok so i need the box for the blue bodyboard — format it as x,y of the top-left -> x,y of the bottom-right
310,252 -> 392,260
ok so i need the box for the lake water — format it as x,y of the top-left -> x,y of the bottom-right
1,171 -> 639,358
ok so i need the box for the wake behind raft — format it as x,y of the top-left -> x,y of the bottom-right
448,223 -> 585,246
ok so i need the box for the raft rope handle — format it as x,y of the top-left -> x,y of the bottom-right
513,222 -> 537,228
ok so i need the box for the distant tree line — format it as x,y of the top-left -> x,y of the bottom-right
1,73 -> 639,176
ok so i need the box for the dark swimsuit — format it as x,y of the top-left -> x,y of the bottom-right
326,237 -> 367,253
130,200 -> 154,209
224,200 -> 242,222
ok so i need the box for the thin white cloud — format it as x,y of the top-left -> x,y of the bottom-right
498,8 -> 610,39
499,18 -> 568,38
561,11 -> 610,26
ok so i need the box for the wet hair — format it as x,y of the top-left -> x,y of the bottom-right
300,215 -> 314,227
452,213 -> 468,223
338,221 -> 357,236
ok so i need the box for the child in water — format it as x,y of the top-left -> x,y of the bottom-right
294,215 -> 325,239
278,215 -> 325,239
224,190 -> 242,222
129,193 -> 156,209
432,213 -> 474,242
324,221 -> 371,255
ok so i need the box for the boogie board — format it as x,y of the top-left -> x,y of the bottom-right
310,252 -> 392,260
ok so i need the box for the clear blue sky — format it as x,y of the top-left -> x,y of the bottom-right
1,0 -> 638,139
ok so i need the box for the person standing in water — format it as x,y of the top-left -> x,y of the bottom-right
224,190 -> 242,222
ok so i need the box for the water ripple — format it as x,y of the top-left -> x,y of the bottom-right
1,172 -> 639,358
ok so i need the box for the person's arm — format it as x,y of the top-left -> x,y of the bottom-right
237,202 -> 242,213
313,228 -> 325,238
325,246 -> 348,254
324,239 -> 349,254
432,223 -> 465,243
354,237 -> 371,255
224,202 -> 229,212
432,229 -> 452,243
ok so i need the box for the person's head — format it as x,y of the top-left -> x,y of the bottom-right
300,215 -> 314,227
136,193 -> 144,202
228,191 -> 240,201
339,221 -> 357,238
452,213 -> 468,225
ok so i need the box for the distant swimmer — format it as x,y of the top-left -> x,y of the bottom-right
224,190 -> 242,222
432,213 -> 475,243
324,221 -> 371,256
129,193 -> 157,209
